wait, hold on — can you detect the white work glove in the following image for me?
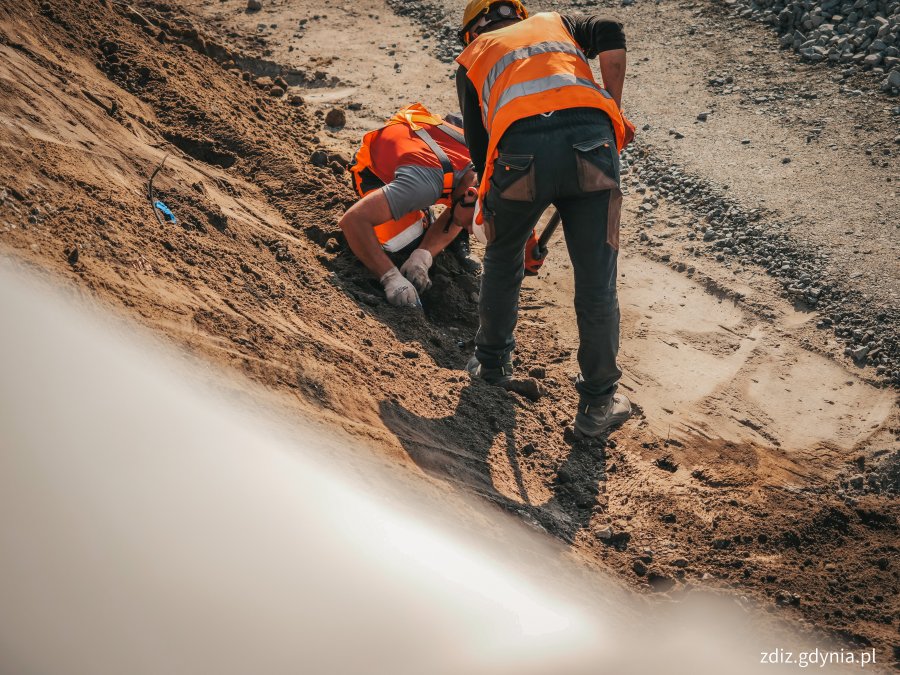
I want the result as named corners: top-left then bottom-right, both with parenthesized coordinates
top-left (380, 266), bottom-right (421, 308)
top-left (399, 248), bottom-right (433, 293)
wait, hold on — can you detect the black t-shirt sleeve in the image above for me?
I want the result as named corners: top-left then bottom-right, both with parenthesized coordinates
top-left (561, 14), bottom-right (626, 58)
top-left (456, 65), bottom-right (490, 179)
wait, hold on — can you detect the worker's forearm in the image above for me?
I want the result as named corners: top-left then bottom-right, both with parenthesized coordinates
top-left (598, 48), bottom-right (626, 108)
top-left (420, 208), bottom-right (462, 258)
top-left (339, 211), bottom-right (394, 279)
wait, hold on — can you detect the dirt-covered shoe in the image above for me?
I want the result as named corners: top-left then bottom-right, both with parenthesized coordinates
top-left (574, 394), bottom-right (632, 437)
top-left (448, 231), bottom-right (482, 275)
top-left (466, 354), bottom-right (512, 386)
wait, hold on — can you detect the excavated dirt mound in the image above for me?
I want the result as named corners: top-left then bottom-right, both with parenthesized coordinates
top-left (1, 0), bottom-right (898, 668)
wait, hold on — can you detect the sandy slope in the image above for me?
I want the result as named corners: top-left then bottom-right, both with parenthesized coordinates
top-left (0, 0), bottom-right (898, 666)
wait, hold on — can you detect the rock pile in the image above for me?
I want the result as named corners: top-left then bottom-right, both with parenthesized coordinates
top-left (729, 0), bottom-right (900, 93)
top-left (385, 0), bottom-right (461, 63)
top-left (622, 144), bottom-right (900, 387)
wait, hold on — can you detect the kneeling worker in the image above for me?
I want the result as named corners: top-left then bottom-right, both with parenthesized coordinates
top-left (341, 104), bottom-right (480, 308)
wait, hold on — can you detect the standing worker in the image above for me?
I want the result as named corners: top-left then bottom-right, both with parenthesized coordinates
top-left (341, 103), bottom-right (481, 308)
top-left (456, 1), bottom-right (636, 436)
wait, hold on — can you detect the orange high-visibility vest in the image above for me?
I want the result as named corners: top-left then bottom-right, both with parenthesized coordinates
top-left (349, 103), bottom-right (471, 252)
top-left (456, 12), bottom-right (627, 211)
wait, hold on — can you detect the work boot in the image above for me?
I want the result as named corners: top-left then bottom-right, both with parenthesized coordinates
top-left (448, 231), bottom-right (482, 274)
top-left (574, 394), bottom-right (632, 437)
top-left (466, 354), bottom-right (512, 386)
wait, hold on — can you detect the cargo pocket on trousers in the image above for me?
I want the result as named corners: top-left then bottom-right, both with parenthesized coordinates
top-left (573, 139), bottom-right (619, 193)
top-left (491, 153), bottom-right (536, 201)
top-left (574, 139), bottom-right (622, 250)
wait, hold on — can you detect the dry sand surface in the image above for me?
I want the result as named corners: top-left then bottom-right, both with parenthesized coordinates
top-left (0, 0), bottom-right (898, 668)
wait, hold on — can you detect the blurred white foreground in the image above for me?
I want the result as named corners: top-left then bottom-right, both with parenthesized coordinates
top-left (0, 258), bottom-right (849, 674)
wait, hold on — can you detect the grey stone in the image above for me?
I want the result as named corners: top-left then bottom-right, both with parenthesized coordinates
top-left (850, 345), bottom-right (870, 361)
top-left (864, 52), bottom-right (883, 66)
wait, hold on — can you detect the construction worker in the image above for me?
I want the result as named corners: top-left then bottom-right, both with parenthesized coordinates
top-left (456, 1), bottom-right (636, 436)
top-left (341, 104), bottom-right (481, 308)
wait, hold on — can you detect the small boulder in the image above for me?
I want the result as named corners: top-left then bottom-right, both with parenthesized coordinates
top-left (247, 0), bottom-right (262, 11)
top-left (884, 70), bottom-right (900, 89)
top-left (325, 107), bottom-right (346, 128)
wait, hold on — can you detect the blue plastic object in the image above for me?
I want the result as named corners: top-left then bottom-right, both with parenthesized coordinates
top-left (154, 200), bottom-right (177, 224)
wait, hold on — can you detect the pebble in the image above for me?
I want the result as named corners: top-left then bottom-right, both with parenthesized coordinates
top-left (327, 152), bottom-right (351, 167)
top-left (310, 150), bottom-right (328, 167)
top-left (247, 0), bottom-right (262, 11)
top-left (596, 526), bottom-right (614, 540)
top-left (697, 111), bottom-right (711, 121)
top-left (506, 377), bottom-right (545, 402)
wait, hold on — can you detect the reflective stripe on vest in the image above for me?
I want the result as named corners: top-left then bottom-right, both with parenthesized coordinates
top-left (413, 127), bottom-right (455, 197)
top-left (490, 74), bottom-right (610, 128)
top-left (480, 40), bottom-right (589, 125)
top-left (437, 123), bottom-right (466, 147)
top-left (377, 210), bottom-right (427, 253)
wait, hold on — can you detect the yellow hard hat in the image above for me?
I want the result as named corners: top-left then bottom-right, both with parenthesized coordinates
top-left (459, 0), bottom-right (528, 46)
